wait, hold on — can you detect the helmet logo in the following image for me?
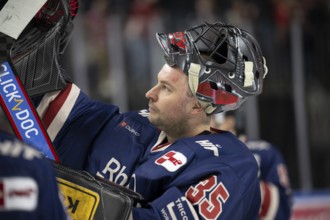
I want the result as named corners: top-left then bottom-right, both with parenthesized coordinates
top-left (169, 32), bottom-right (187, 53)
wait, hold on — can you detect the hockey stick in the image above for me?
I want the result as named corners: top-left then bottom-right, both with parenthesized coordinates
top-left (0, 59), bottom-right (60, 161)
top-left (0, 0), bottom-right (59, 161)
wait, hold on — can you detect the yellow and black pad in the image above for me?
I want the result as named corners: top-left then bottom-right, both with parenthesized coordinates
top-left (52, 161), bottom-right (143, 220)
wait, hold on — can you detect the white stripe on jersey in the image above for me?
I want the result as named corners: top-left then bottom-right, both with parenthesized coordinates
top-left (37, 84), bottom-right (80, 141)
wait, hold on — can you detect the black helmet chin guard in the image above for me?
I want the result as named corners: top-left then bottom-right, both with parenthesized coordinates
top-left (156, 21), bottom-right (268, 114)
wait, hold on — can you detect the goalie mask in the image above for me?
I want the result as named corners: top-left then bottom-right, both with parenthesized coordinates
top-left (156, 21), bottom-right (268, 114)
top-left (9, 0), bottom-right (79, 97)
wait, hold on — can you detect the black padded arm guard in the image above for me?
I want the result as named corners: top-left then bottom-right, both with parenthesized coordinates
top-left (53, 161), bottom-right (144, 220)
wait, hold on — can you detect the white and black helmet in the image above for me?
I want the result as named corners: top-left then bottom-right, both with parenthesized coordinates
top-left (156, 21), bottom-right (268, 114)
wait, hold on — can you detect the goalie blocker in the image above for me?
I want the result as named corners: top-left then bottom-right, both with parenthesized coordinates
top-left (53, 161), bottom-right (143, 220)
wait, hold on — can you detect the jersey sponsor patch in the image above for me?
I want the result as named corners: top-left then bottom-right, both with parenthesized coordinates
top-left (163, 196), bottom-right (199, 220)
top-left (155, 151), bottom-right (187, 172)
top-left (120, 121), bottom-right (140, 136)
top-left (57, 178), bottom-right (100, 220)
top-left (0, 177), bottom-right (38, 211)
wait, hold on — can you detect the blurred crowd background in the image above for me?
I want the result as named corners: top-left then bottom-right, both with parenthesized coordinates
top-left (1, 0), bottom-right (330, 193)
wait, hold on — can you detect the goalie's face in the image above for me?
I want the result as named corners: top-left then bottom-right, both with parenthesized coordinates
top-left (146, 65), bottom-right (196, 134)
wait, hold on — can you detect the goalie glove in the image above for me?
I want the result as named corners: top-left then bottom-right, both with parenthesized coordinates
top-left (8, 0), bottom-right (79, 97)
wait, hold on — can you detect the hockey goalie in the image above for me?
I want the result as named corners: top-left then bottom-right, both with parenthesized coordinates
top-left (1, 0), bottom-right (269, 219)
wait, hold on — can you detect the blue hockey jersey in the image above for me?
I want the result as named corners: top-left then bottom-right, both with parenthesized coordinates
top-left (0, 131), bottom-right (68, 220)
top-left (246, 140), bottom-right (292, 220)
top-left (37, 83), bottom-right (261, 219)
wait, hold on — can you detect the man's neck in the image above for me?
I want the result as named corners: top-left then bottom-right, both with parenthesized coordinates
top-left (166, 125), bottom-right (211, 143)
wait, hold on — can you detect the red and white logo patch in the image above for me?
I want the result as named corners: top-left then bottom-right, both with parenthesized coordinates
top-left (155, 151), bottom-right (187, 172)
top-left (0, 177), bottom-right (38, 211)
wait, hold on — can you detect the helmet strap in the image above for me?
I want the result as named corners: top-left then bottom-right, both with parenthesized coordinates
top-left (243, 61), bottom-right (254, 87)
top-left (188, 63), bottom-right (200, 95)
top-left (188, 63), bottom-right (216, 115)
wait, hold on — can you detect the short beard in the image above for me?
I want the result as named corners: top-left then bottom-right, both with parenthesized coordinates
top-left (149, 111), bottom-right (190, 138)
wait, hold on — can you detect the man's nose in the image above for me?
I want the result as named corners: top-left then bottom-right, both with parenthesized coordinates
top-left (146, 85), bottom-right (157, 101)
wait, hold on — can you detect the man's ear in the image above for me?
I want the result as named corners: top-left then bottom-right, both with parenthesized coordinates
top-left (191, 101), bottom-right (204, 113)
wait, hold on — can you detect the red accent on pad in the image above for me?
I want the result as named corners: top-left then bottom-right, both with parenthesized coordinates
top-left (69, 0), bottom-right (79, 18)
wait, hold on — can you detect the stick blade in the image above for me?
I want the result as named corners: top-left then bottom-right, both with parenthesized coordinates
top-left (0, 0), bottom-right (47, 39)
